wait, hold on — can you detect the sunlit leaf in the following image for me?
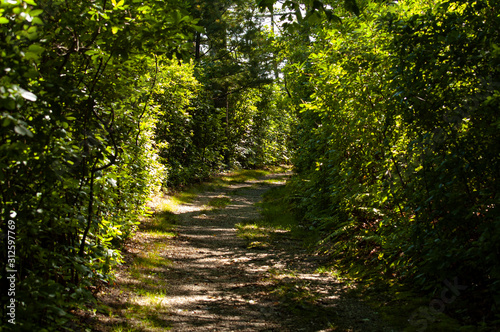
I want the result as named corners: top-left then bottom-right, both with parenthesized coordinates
top-left (19, 88), bottom-right (37, 101)
top-left (14, 124), bottom-right (34, 137)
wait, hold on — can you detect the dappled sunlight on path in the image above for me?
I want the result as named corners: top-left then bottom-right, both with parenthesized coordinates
top-left (91, 172), bottom-right (395, 332)
top-left (161, 176), bottom-right (287, 331)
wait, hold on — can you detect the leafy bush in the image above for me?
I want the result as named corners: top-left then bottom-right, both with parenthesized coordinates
top-left (0, 0), bottom-right (196, 328)
top-left (281, 0), bottom-right (500, 322)
top-left (0, 1), bottom-right (290, 328)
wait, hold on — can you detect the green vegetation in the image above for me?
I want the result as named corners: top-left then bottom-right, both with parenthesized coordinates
top-left (207, 196), bottom-right (232, 209)
top-left (253, 172), bottom-right (482, 331)
top-left (343, 282), bottom-right (468, 332)
top-left (137, 209), bottom-right (177, 240)
top-left (220, 169), bottom-right (272, 183)
top-left (1, 0), bottom-right (498, 329)
top-left (0, 0), bottom-right (290, 329)
top-left (236, 223), bottom-right (271, 249)
top-left (266, 269), bottom-right (320, 312)
top-left (237, 184), bottom-right (317, 249)
top-left (92, 198), bottom-right (179, 332)
top-left (273, 0), bottom-right (500, 328)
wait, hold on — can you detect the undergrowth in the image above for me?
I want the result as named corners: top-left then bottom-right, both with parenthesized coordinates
top-left (87, 196), bottom-right (180, 331)
top-left (239, 178), bottom-right (482, 331)
top-left (236, 184), bottom-right (315, 249)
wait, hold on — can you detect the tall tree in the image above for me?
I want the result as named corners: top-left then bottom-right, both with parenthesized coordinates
top-left (181, 0), bottom-right (278, 167)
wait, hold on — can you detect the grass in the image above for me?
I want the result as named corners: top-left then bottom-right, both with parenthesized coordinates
top-left (164, 188), bottom-right (199, 206)
top-left (90, 192), bottom-right (181, 331)
top-left (270, 276), bottom-right (319, 310)
top-left (235, 223), bottom-right (271, 249)
top-left (106, 297), bottom-right (171, 332)
top-left (219, 165), bottom-right (289, 184)
top-left (235, 184), bottom-right (320, 251)
top-left (207, 196), bottom-right (232, 209)
top-left (220, 169), bottom-right (271, 183)
top-left (139, 209), bottom-right (177, 234)
top-left (264, 268), bottom-right (321, 314)
top-left (262, 177), bottom-right (288, 184)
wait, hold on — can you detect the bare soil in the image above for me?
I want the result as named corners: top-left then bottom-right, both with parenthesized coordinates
top-left (89, 173), bottom-right (396, 331)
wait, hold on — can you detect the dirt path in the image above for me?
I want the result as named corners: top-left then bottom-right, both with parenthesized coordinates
top-left (90, 173), bottom-right (395, 331)
top-left (157, 175), bottom-right (287, 331)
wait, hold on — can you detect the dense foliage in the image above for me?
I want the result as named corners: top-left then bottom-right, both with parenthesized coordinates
top-left (156, 0), bottom-right (293, 186)
top-left (279, 0), bottom-right (500, 323)
top-left (2, 0), bottom-right (499, 329)
top-left (0, 0), bottom-right (290, 329)
top-left (0, 0), bottom-right (197, 328)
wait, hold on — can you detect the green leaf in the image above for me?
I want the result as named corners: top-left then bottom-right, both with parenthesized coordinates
top-left (28, 43), bottom-right (44, 53)
top-left (2, 116), bottom-right (12, 127)
top-left (30, 9), bottom-right (43, 16)
top-left (32, 17), bottom-right (43, 25)
top-left (25, 51), bottom-right (39, 61)
top-left (324, 10), bottom-right (342, 24)
top-left (19, 88), bottom-right (37, 101)
top-left (0, 17), bottom-right (9, 24)
top-left (344, 0), bottom-right (360, 16)
top-left (306, 11), bottom-right (322, 24)
top-left (193, 25), bottom-right (205, 33)
top-left (257, 0), bottom-right (274, 13)
top-left (14, 125), bottom-right (34, 137)
top-left (174, 10), bottom-right (181, 24)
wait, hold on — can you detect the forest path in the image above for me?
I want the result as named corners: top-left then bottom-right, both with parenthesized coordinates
top-left (91, 172), bottom-right (394, 332)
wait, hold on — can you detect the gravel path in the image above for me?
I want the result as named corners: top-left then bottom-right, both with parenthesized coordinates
top-left (90, 173), bottom-right (395, 331)
top-left (161, 177), bottom-right (286, 331)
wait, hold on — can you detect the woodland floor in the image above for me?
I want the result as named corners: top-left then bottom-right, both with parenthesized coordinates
top-left (85, 171), bottom-right (402, 331)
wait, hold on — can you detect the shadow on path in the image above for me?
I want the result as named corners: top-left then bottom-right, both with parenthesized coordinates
top-left (91, 173), bottom-right (396, 332)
